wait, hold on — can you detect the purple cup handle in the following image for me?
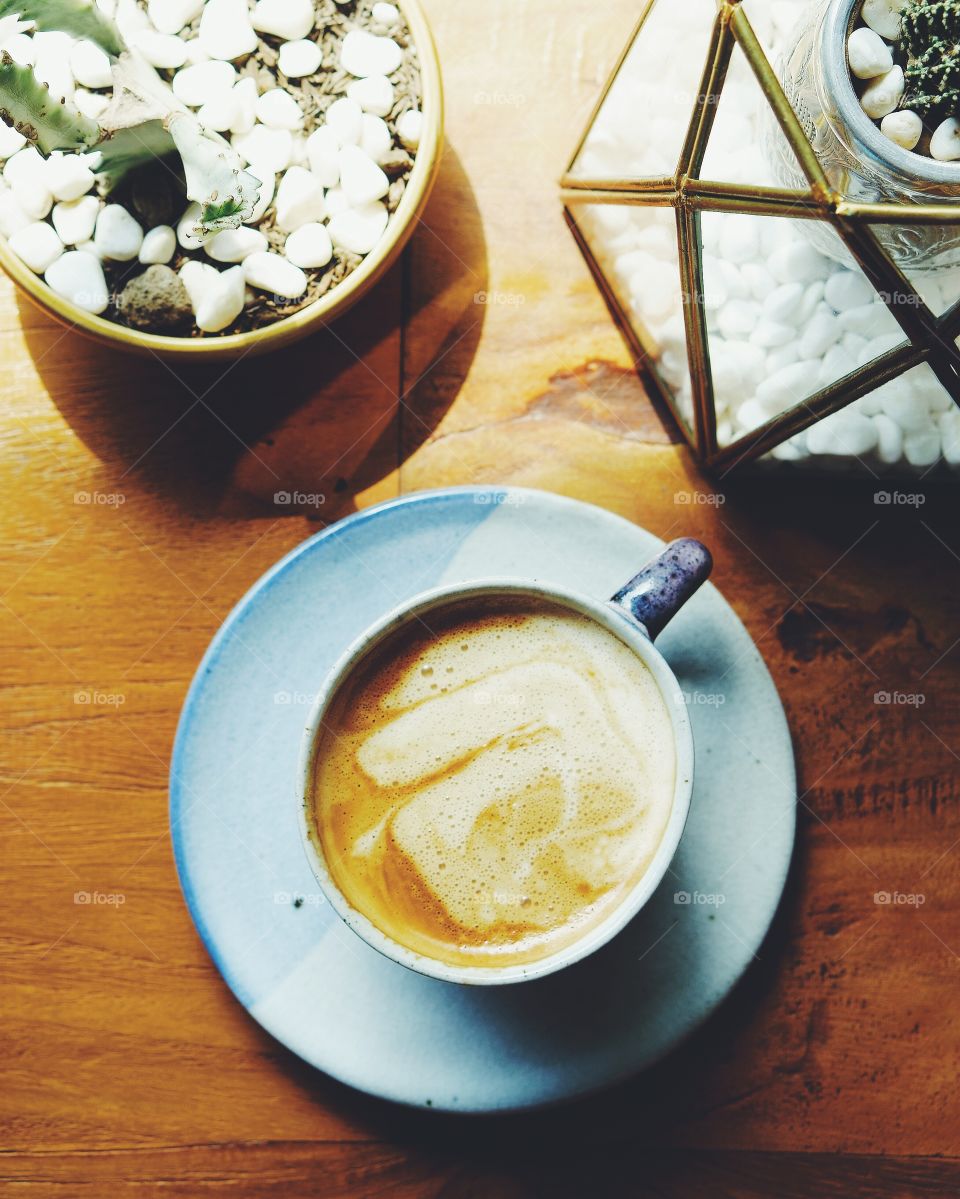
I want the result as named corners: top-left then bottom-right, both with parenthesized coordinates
top-left (610, 538), bottom-right (713, 641)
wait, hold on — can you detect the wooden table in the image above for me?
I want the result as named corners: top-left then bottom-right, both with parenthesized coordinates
top-left (3, 2), bottom-right (959, 1195)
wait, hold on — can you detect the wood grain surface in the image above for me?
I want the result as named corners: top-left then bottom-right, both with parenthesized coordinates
top-left (2, 1), bottom-right (960, 1195)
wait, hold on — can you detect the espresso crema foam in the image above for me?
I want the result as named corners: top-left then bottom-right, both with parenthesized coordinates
top-left (310, 600), bottom-right (677, 968)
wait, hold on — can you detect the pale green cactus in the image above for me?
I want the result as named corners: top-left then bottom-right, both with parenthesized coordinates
top-left (0, 4), bottom-right (261, 236)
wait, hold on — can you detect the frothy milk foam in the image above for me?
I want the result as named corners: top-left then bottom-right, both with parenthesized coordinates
top-left (309, 599), bottom-right (677, 968)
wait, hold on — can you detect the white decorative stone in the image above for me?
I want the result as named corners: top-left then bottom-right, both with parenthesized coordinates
top-left (205, 225), bottom-right (268, 262)
top-left (372, 3), bottom-right (401, 28)
top-left (940, 409), bottom-right (960, 464)
top-left (0, 187), bottom-right (30, 237)
top-left (879, 380), bottom-right (931, 431)
top-left (717, 298), bottom-right (760, 339)
top-left (128, 29), bottom-right (188, 69)
top-left (199, 0), bottom-right (258, 61)
top-left (751, 319), bottom-right (795, 348)
top-left (243, 251), bottom-right (308, 297)
top-left (860, 66), bottom-right (904, 120)
top-left (115, 0), bottom-right (149, 39)
top-left (903, 428), bottom-right (940, 466)
top-left (837, 302), bottom-right (886, 336)
top-left (74, 89), bottom-right (110, 120)
top-left (233, 125), bottom-right (293, 175)
top-left (2, 33), bottom-right (34, 67)
top-left (880, 108), bottom-right (922, 151)
top-left (9, 221), bottom-right (64, 273)
top-left (139, 224), bottom-right (177, 264)
top-left (824, 270), bottom-right (874, 311)
top-left (338, 145), bottom-right (389, 204)
top-left (52, 195), bottom-right (100, 245)
top-left (324, 185), bottom-right (349, 216)
top-left (769, 241), bottom-right (830, 286)
top-left (347, 74), bottom-right (395, 117)
top-left (275, 166), bottom-right (326, 231)
top-left (765, 281), bottom-right (803, 322)
top-left (862, 0), bottom-right (904, 41)
top-left (46, 153), bottom-right (95, 202)
top-left (328, 200), bottom-right (389, 254)
top-left (177, 201), bottom-right (212, 249)
top-left (930, 117), bottom-right (960, 162)
top-left (873, 412), bottom-right (903, 463)
top-left (340, 29), bottom-right (403, 77)
top-left (197, 89), bottom-right (239, 133)
top-left (94, 204), bottom-right (143, 261)
top-left (847, 27), bottom-right (893, 79)
top-left (45, 250), bottom-right (108, 314)
top-left (757, 361), bottom-right (817, 408)
top-left (396, 108), bottom-right (422, 151)
top-left (256, 88), bottom-right (305, 130)
top-left (0, 121), bottom-right (25, 160)
top-left (719, 218), bottom-right (759, 265)
top-left (278, 39), bottom-right (322, 78)
top-left (285, 222), bottom-right (333, 268)
top-left (807, 411), bottom-right (878, 456)
top-left (70, 39), bottom-right (113, 88)
top-left (5, 147), bottom-right (52, 220)
top-left (325, 97), bottom-right (363, 146)
top-left (796, 281), bottom-right (826, 323)
top-left (360, 113), bottom-right (392, 164)
top-left (741, 262), bottom-right (775, 302)
top-left (180, 259), bottom-right (220, 313)
top-left (148, 0), bottom-right (204, 36)
top-left (172, 60), bottom-right (237, 108)
top-left (230, 77), bottom-right (260, 134)
top-left (33, 31), bottom-right (75, 102)
top-left (252, 0), bottom-right (315, 41)
top-left (248, 172), bottom-right (275, 223)
top-left (195, 264), bottom-right (245, 332)
top-left (799, 310), bottom-right (841, 358)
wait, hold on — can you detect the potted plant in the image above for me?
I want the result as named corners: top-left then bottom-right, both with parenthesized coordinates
top-left (0, 0), bottom-right (442, 359)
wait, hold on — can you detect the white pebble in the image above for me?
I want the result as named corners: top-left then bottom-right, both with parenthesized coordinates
top-left (862, 0), bottom-right (904, 40)
top-left (34, 32), bottom-right (75, 103)
top-left (860, 66), bottom-right (904, 120)
top-left (128, 29), bottom-right (188, 69)
top-left (328, 200), bottom-right (388, 254)
top-left (148, 0), bottom-right (204, 36)
top-left (180, 259), bottom-right (220, 312)
top-left (278, 39), bottom-right (322, 78)
top-left (233, 125), bottom-right (293, 175)
top-left (115, 0), bottom-right (149, 37)
top-left (70, 39), bottom-right (113, 88)
top-left (306, 126), bottom-right (340, 186)
top-left (717, 298), bottom-right (760, 339)
top-left (139, 224), bottom-right (176, 264)
top-left (256, 88), bottom-right (304, 130)
top-left (199, 0), bottom-right (258, 60)
top-left (347, 74), bottom-right (395, 117)
top-left (46, 153), bottom-right (95, 202)
top-left (172, 60), bottom-right (237, 107)
top-left (757, 361), bottom-right (817, 408)
top-left (766, 343), bottom-right (799, 372)
top-left (44, 250), bottom-right (108, 314)
top-left (94, 204), bottom-right (143, 261)
top-left (195, 264), bottom-right (245, 332)
top-left (9, 221), bottom-right (64, 273)
top-left (324, 185), bottom-right (349, 216)
top-left (799, 309), bottom-right (841, 358)
top-left (930, 116), bottom-right (960, 162)
top-left (873, 412), bottom-right (903, 463)
top-left (230, 77), bottom-right (259, 134)
top-left (2, 33), bottom-right (34, 67)
top-left (243, 251), bottom-right (307, 298)
top-left (796, 281), bottom-right (826, 323)
top-left (275, 165), bottom-right (326, 232)
top-left (847, 27), bottom-right (893, 79)
top-left (372, 2), bottom-right (400, 27)
top-left (940, 409), bottom-right (960, 464)
top-left (198, 89), bottom-right (239, 133)
top-left (0, 188), bottom-right (30, 237)
top-left (719, 219), bottom-right (759, 265)
top-left (248, 172), bottom-right (275, 223)
top-left (808, 411), bottom-right (878, 456)
top-left (360, 113), bottom-right (392, 164)
top-left (205, 225), bottom-right (267, 262)
top-left (396, 108), bottom-right (422, 151)
top-left (765, 281), bottom-right (804, 321)
top-left (74, 89), bottom-right (110, 120)
top-left (736, 398), bottom-right (770, 432)
top-left (252, 0), bottom-right (315, 41)
top-left (752, 319), bottom-right (795, 348)
top-left (177, 201), bottom-right (212, 250)
top-left (903, 429), bottom-right (940, 466)
top-left (741, 263), bottom-right (775, 302)
top-left (769, 241), bottom-right (830, 285)
top-left (326, 97), bottom-right (363, 146)
top-left (338, 145), bottom-right (389, 204)
top-left (838, 302), bottom-right (887, 335)
top-left (4, 148), bottom-right (52, 219)
top-left (285, 222), bottom-right (333, 268)
top-left (52, 195), bottom-right (100, 245)
top-left (0, 121), bottom-right (25, 160)
top-left (881, 109), bottom-right (922, 151)
top-left (341, 29), bottom-right (403, 77)
top-left (824, 269), bottom-right (873, 311)
top-left (879, 380), bottom-right (931, 431)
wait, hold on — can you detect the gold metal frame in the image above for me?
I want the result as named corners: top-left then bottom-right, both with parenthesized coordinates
top-left (560, 0), bottom-right (960, 472)
top-left (0, 0), bottom-right (443, 362)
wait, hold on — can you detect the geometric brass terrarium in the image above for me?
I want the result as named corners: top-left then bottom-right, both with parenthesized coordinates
top-left (561, 0), bottom-right (960, 475)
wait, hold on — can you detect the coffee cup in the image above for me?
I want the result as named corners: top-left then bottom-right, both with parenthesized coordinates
top-left (298, 538), bottom-right (711, 985)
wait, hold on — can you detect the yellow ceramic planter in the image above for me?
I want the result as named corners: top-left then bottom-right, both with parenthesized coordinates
top-left (0, 0), bottom-right (443, 361)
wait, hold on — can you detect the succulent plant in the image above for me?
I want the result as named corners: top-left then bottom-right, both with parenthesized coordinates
top-left (0, 2), bottom-right (261, 237)
top-left (902, 0), bottom-right (960, 122)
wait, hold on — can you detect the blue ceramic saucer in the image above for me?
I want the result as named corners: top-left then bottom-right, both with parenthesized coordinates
top-left (170, 486), bottom-right (795, 1112)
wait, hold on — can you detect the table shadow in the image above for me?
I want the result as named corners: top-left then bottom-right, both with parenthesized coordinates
top-left (23, 142), bottom-right (486, 522)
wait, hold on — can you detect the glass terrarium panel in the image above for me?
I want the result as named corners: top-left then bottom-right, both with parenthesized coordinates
top-left (740, 0), bottom-right (810, 65)
top-left (570, 0), bottom-right (716, 182)
top-left (699, 210), bottom-right (906, 450)
top-left (870, 230), bottom-right (960, 317)
top-left (571, 203), bottom-right (694, 435)
top-left (699, 40), bottom-right (807, 189)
